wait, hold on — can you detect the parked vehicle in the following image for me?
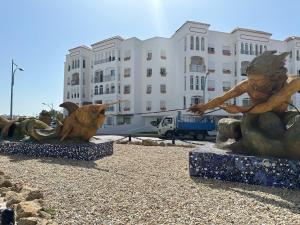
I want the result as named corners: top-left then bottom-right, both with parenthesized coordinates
top-left (157, 112), bottom-right (216, 140)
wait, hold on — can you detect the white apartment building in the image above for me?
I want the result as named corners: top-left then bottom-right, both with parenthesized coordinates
top-left (63, 21), bottom-right (300, 134)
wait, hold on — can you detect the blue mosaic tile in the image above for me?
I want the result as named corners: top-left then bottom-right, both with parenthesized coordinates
top-left (189, 147), bottom-right (300, 189)
top-left (0, 141), bottom-right (113, 161)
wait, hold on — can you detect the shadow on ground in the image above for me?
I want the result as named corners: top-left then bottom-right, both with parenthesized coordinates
top-left (191, 176), bottom-right (300, 215)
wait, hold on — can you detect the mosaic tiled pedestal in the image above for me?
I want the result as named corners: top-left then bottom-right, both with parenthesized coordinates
top-left (189, 146), bottom-right (300, 189)
top-left (0, 141), bottom-right (113, 161)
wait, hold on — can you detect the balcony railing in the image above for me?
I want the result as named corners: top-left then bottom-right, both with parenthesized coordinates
top-left (208, 69), bottom-right (215, 73)
top-left (146, 107), bottom-right (151, 111)
top-left (124, 56), bottom-right (131, 61)
top-left (71, 80), bottom-right (79, 85)
top-left (161, 56), bottom-right (167, 60)
top-left (190, 64), bottom-right (206, 73)
top-left (208, 87), bottom-right (215, 91)
top-left (123, 107), bottom-right (130, 111)
top-left (160, 107), bottom-right (166, 111)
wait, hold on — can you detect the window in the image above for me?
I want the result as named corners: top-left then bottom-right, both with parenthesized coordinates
top-left (255, 44), bottom-right (258, 55)
top-left (201, 76), bottom-right (205, 90)
top-left (146, 101), bottom-right (152, 111)
top-left (208, 61), bottom-right (215, 73)
top-left (297, 50), bottom-right (300, 61)
top-left (160, 101), bottom-right (166, 111)
top-left (117, 115), bottom-right (131, 124)
top-left (222, 46), bottom-right (231, 56)
top-left (201, 37), bottom-right (205, 51)
top-left (241, 61), bottom-right (250, 76)
top-left (94, 86), bottom-right (99, 95)
top-left (99, 85), bottom-right (103, 95)
top-left (68, 65), bottom-right (70, 71)
top-left (123, 101), bottom-right (130, 111)
top-left (190, 36), bottom-right (194, 50)
top-left (190, 76), bottom-right (194, 90)
top-left (245, 43), bottom-right (249, 54)
top-left (147, 51), bottom-right (152, 60)
top-left (241, 42), bottom-right (244, 54)
top-left (250, 44), bottom-right (253, 55)
top-left (71, 73), bottom-right (79, 85)
top-left (160, 67), bottom-right (167, 77)
top-left (147, 68), bottom-right (152, 77)
top-left (83, 59), bottom-right (86, 68)
top-left (223, 63), bottom-right (232, 74)
top-left (67, 77), bottom-right (70, 85)
top-left (124, 85), bottom-right (130, 94)
top-left (184, 76), bottom-right (186, 91)
top-left (242, 98), bottom-right (252, 107)
top-left (161, 50), bottom-right (167, 59)
top-left (160, 84), bottom-right (166, 94)
top-left (184, 36), bottom-right (187, 51)
top-left (195, 76), bottom-right (199, 90)
top-left (196, 37), bottom-right (200, 50)
top-left (184, 57), bottom-right (186, 73)
top-left (67, 92), bottom-right (70, 99)
top-left (111, 83), bottom-right (115, 94)
top-left (290, 51), bottom-right (293, 59)
top-left (124, 68), bottom-right (131, 78)
top-left (191, 96), bottom-right (204, 105)
top-left (259, 45), bottom-right (263, 54)
top-left (190, 56), bottom-right (205, 72)
top-left (105, 84), bottom-right (109, 94)
top-left (183, 96), bottom-right (186, 109)
top-left (124, 50), bottom-right (131, 61)
top-left (146, 85), bottom-right (152, 94)
top-left (264, 45), bottom-right (267, 51)
top-left (207, 80), bottom-right (215, 91)
top-left (223, 81), bottom-right (231, 92)
top-left (298, 69), bottom-right (300, 75)
top-left (208, 43), bottom-right (215, 54)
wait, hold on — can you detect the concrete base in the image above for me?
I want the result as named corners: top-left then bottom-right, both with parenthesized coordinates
top-left (189, 145), bottom-right (300, 189)
top-left (0, 140), bottom-right (113, 161)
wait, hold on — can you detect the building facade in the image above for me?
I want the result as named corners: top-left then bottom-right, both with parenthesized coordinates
top-left (63, 21), bottom-right (300, 133)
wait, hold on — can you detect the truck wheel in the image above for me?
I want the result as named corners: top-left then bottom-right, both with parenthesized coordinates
top-left (165, 131), bottom-right (174, 139)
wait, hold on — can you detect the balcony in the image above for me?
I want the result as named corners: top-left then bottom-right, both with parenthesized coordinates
top-left (146, 107), bottom-right (151, 111)
top-left (123, 107), bottom-right (130, 111)
top-left (190, 64), bottom-right (206, 73)
top-left (161, 56), bottom-right (167, 60)
top-left (160, 107), bottom-right (166, 111)
top-left (71, 80), bottom-right (79, 85)
top-left (208, 69), bottom-right (215, 73)
top-left (222, 50), bottom-right (231, 56)
top-left (297, 57), bottom-right (300, 61)
top-left (124, 56), bottom-right (131, 61)
top-left (208, 87), bottom-right (215, 91)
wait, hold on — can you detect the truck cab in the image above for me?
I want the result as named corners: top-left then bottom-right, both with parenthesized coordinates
top-left (157, 116), bottom-right (176, 138)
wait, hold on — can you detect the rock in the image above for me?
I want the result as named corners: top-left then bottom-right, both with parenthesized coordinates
top-left (5, 191), bottom-right (23, 207)
top-left (0, 170), bottom-right (4, 175)
top-left (39, 211), bottom-right (52, 219)
top-left (216, 118), bottom-right (241, 142)
top-left (0, 178), bottom-right (12, 188)
top-left (11, 182), bottom-right (24, 192)
top-left (16, 200), bottom-right (42, 219)
top-left (26, 190), bottom-right (43, 201)
top-left (0, 187), bottom-right (11, 195)
top-left (18, 217), bottom-right (38, 225)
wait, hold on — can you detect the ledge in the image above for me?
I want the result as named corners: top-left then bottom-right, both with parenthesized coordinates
top-left (0, 141), bottom-right (113, 161)
top-left (189, 145), bottom-right (300, 189)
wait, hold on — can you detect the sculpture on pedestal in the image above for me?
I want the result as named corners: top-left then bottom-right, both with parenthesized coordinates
top-left (188, 51), bottom-right (300, 159)
top-left (0, 101), bottom-right (117, 143)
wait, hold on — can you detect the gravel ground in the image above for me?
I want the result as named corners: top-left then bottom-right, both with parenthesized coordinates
top-left (0, 143), bottom-right (300, 224)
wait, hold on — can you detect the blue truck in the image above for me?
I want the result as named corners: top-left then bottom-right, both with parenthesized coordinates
top-left (157, 112), bottom-right (216, 139)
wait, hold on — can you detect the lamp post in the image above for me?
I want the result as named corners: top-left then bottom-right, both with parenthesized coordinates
top-left (203, 71), bottom-right (210, 104)
top-left (10, 60), bottom-right (24, 119)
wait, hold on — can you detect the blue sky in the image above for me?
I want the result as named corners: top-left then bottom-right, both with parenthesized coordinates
top-left (0, 0), bottom-right (299, 116)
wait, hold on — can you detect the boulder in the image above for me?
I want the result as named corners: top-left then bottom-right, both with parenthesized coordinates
top-left (26, 190), bottom-right (43, 201)
top-left (5, 191), bottom-right (23, 207)
top-left (18, 217), bottom-right (38, 225)
top-left (216, 118), bottom-right (241, 143)
top-left (16, 200), bottom-right (42, 219)
top-left (0, 178), bottom-right (12, 188)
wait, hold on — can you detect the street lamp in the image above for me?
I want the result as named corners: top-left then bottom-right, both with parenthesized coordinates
top-left (10, 60), bottom-right (24, 119)
top-left (203, 71), bottom-right (210, 104)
